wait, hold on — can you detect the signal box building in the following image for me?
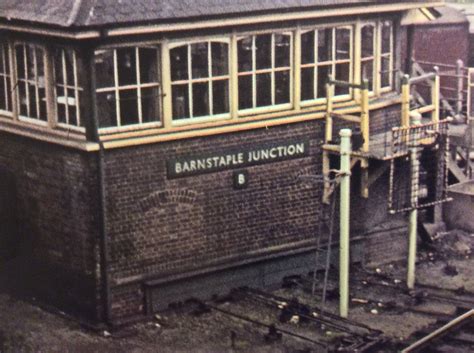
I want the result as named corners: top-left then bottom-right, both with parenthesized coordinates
top-left (0, 0), bottom-right (444, 324)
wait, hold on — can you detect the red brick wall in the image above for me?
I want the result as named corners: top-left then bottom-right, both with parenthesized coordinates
top-left (0, 132), bottom-right (102, 321)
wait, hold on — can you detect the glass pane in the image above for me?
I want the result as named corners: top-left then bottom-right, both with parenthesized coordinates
top-left (191, 42), bottom-right (209, 79)
top-left (192, 82), bottom-right (209, 117)
top-left (301, 67), bottom-right (314, 101)
top-left (301, 31), bottom-right (315, 65)
top-left (336, 28), bottom-right (351, 60)
top-left (256, 73), bottom-right (271, 107)
top-left (38, 87), bottom-right (47, 121)
top-left (238, 37), bottom-right (253, 72)
top-left (318, 28), bottom-right (333, 62)
top-left (275, 34), bottom-right (290, 68)
top-left (57, 103), bottom-right (66, 124)
top-left (172, 84), bottom-right (189, 119)
top-left (381, 56), bottom-right (391, 88)
top-left (68, 104), bottom-right (78, 126)
top-left (211, 42), bottom-right (228, 76)
top-left (141, 87), bottom-right (160, 123)
top-left (238, 75), bottom-right (252, 109)
top-left (96, 92), bottom-right (116, 127)
top-left (54, 50), bottom-right (64, 85)
top-left (361, 25), bottom-right (375, 59)
top-left (0, 79), bottom-right (7, 111)
top-left (0, 45), bottom-right (5, 74)
top-left (212, 80), bottom-right (229, 115)
top-left (28, 85), bottom-right (37, 118)
top-left (94, 50), bottom-right (115, 88)
top-left (139, 48), bottom-right (159, 84)
top-left (382, 21), bottom-right (392, 54)
top-left (56, 86), bottom-right (66, 123)
top-left (256, 34), bottom-right (271, 70)
top-left (317, 65), bottom-right (332, 98)
top-left (361, 59), bottom-right (374, 91)
top-left (19, 83), bottom-right (27, 116)
top-left (64, 50), bottom-right (75, 85)
top-left (117, 48), bottom-right (137, 86)
top-left (35, 47), bottom-right (45, 81)
top-left (15, 45), bottom-right (26, 79)
top-left (170, 46), bottom-right (188, 81)
top-left (335, 62), bottom-right (350, 95)
top-left (275, 70), bottom-right (290, 104)
top-left (119, 89), bottom-right (139, 125)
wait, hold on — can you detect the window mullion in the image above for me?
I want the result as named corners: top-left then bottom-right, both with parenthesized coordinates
top-left (208, 41), bottom-right (213, 116)
top-left (136, 47), bottom-right (143, 124)
top-left (73, 50), bottom-right (80, 126)
top-left (187, 45), bottom-right (193, 118)
top-left (62, 50), bottom-right (69, 125)
top-left (113, 49), bottom-right (121, 127)
top-left (33, 48), bottom-right (41, 120)
top-left (252, 36), bottom-right (256, 108)
top-left (9, 42), bottom-right (18, 120)
top-left (314, 30), bottom-right (318, 100)
top-left (1, 48), bottom-right (8, 110)
top-left (271, 34), bottom-right (275, 106)
top-left (23, 46), bottom-right (31, 118)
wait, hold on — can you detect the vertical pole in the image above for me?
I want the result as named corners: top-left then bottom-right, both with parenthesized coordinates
top-left (407, 113), bottom-right (420, 290)
top-left (456, 59), bottom-right (464, 118)
top-left (432, 66), bottom-right (440, 125)
top-left (325, 78), bottom-right (334, 143)
top-left (401, 75), bottom-right (410, 128)
top-left (360, 80), bottom-right (370, 198)
top-left (339, 129), bottom-right (352, 318)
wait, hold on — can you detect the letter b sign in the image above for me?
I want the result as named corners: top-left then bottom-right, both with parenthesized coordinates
top-left (233, 170), bottom-right (249, 189)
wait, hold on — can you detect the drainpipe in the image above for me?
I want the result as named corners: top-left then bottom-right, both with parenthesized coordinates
top-left (339, 129), bottom-right (352, 318)
top-left (83, 46), bottom-right (111, 324)
top-left (407, 112), bottom-right (421, 290)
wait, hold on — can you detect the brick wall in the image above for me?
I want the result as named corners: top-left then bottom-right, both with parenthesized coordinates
top-left (0, 132), bottom-right (101, 321)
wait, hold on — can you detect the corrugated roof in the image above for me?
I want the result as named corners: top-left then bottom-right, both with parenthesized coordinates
top-left (0, 0), bottom-right (443, 29)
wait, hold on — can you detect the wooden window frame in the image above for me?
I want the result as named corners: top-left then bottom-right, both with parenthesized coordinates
top-left (53, 48), bottom-right (85, 132)
top-left (169, 39), bottom-right (231, 126)
top-left (379, 20), bottom-right (394, 93)
top-left (13, 42), bottom-right (49, 126)
top-left (300, 25), bottom-right (353, 107)
top-left (0, 42), bottom-right (13, 116)
top-left (95, 46), bottom-right (162, 133)
top-left (360, 23), bottom-right (377, 95)
top-left (237, 32), bottom-right (293, 116)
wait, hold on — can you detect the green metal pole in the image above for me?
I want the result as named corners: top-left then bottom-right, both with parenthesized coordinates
top-left (339, 129), bottom-right (352, 318)
top-left (407, 112), bottom-right (421, 290)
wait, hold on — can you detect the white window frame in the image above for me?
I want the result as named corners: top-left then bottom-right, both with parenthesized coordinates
top-left (169, 39), bottom-right (231, 126)
top-left (360, 23), bottom-right (377, 95)
top-left (54, 48), bottom-right (85, 132)
top-left (14, 43), bottom-right (48, 126)
top-left (0, 42), bottom-right (12, 117)
top-left (237, 32), bottom-right (293, 116)
top-left (95, 46), bottom-right (162, 133)
top-left (379, 20), bottom-right (394, 93)
top-left (300, 25), bottom-right (353, 107)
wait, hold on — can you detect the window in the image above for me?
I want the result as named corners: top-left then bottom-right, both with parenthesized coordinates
top-left (0, 43), bottom-right (12, 114)
top-left (380, 21), bottom-right (393, 90)
top-left (170, 41), bottom-right (230, 121)
top-left (15, 44), bottom-right (47, 122)
top-left (95, 46), bottom-right (161, 129)
top-left (300, 27), bottom-right (352, 102)
top-left (237, 33), bottom-right (292, 111)
top-left (53, 48), bottom-right (84, 128)
top-left (361, 24), bottom-right (376, 92)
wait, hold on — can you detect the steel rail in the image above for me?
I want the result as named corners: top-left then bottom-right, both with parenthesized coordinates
top-left (401, 309), bottom-right (474, 353)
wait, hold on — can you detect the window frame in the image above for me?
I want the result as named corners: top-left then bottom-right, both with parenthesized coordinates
top-left (13, 42), bottom-right (49, 126)
top-left (360, 22), bottom-right (377, 95)
top-left (379, 20), bottom-right (394, 93)
top-left (299, 24), bottom-right (354, 107)
top-left (169, 38), bottom-right (232, 126)
top-left (94, 45), bottom-right (163, 133)
top-left (53, 47), bottom-right (85, 132)
top-left (0, 41), bottom-right (13, 117)
top-left (236, 31), bottom-right (294, 116)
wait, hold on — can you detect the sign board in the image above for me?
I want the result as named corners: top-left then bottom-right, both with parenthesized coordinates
top-left (167, 139), bottom-right (309, 178)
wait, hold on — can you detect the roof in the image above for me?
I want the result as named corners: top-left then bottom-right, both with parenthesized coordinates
top-left (426, 5), bottom-right (468, 25)
top-left (448, 3), bottom-right (474, 32)
top-left (0, 0), bottom-right (444, 29)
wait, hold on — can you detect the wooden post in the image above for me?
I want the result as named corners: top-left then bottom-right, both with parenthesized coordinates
top-left (322, 150), bottom-right (331, 204)
top-left (161, 40), bottom-right (173, 128)
top-left (44, 45), bottom-right (57, 128)
top-left (432, 66), bottom-right (440, 125)
top-left (230, 33), bottom-right (239, 121)
top-left (456, 59), bottom-right (464, 118)
top-left (401, 74), bottom-right (410, 127)
top-left (325, 78), bottom-right (334, 143)
top-left (294, 27), bottom-right (302, 111)
top-left (360, 79), bottom-right (369, 198)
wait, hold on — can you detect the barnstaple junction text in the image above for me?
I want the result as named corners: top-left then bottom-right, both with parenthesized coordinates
top-left (168, 140), bottom-right (309, 177)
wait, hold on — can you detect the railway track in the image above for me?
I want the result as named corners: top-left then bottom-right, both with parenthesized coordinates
top-left (401, 309), bottom-right (474, 353)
